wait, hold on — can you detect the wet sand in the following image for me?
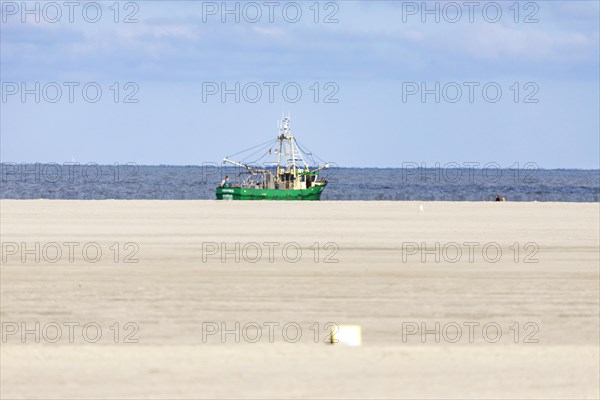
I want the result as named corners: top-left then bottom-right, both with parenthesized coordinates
top-left (1, 200), bottom-right (599, 399)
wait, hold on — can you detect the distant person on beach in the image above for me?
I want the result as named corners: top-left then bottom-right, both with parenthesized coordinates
top-left (495, 195), bottom-right (500, 201)
top-left (221, 176), bottom-right (231, 188)
top-left (502, 197), bottom-right (507, 201)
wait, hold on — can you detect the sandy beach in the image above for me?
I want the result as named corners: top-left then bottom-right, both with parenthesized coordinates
top-left (1, 200), bottom-right (599, 399)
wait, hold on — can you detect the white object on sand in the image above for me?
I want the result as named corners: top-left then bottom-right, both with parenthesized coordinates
top-left (330, 325), bottom-right (362, 346)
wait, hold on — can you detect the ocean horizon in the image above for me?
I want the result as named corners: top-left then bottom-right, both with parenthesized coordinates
top-left (1, 164), bottom-right (598, 202)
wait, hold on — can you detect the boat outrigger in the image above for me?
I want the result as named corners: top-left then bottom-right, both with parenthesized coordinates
top-left (216, 116), bottom-right (329, 200)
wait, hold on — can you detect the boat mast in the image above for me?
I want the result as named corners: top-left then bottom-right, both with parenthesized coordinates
top-left (274, 115), bottom-right (313, 185)
top-left (284, 116), bottom-right (297, 177)
top-left (276, 119), bottom-right (283, 180)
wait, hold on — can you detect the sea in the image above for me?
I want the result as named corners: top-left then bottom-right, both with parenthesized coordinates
top-left (1, 163), bottom-right (598, 202)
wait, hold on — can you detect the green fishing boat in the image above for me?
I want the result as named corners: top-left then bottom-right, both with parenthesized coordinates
top-left (216, 115), bottom-right (329, 200)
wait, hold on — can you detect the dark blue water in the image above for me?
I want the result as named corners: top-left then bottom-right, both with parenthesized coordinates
top-left (0, 163), bottom-right (598, 202)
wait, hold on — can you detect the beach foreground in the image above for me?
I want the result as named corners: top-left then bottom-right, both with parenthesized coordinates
top-left (1, 200), bottom-right (599, 399)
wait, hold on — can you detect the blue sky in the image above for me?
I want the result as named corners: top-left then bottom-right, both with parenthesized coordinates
top-left (1, 1), bottom-right (599, 168)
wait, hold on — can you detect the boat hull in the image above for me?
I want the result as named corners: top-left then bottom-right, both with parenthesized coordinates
top-left (216, 185), bottom-right (325, 200)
